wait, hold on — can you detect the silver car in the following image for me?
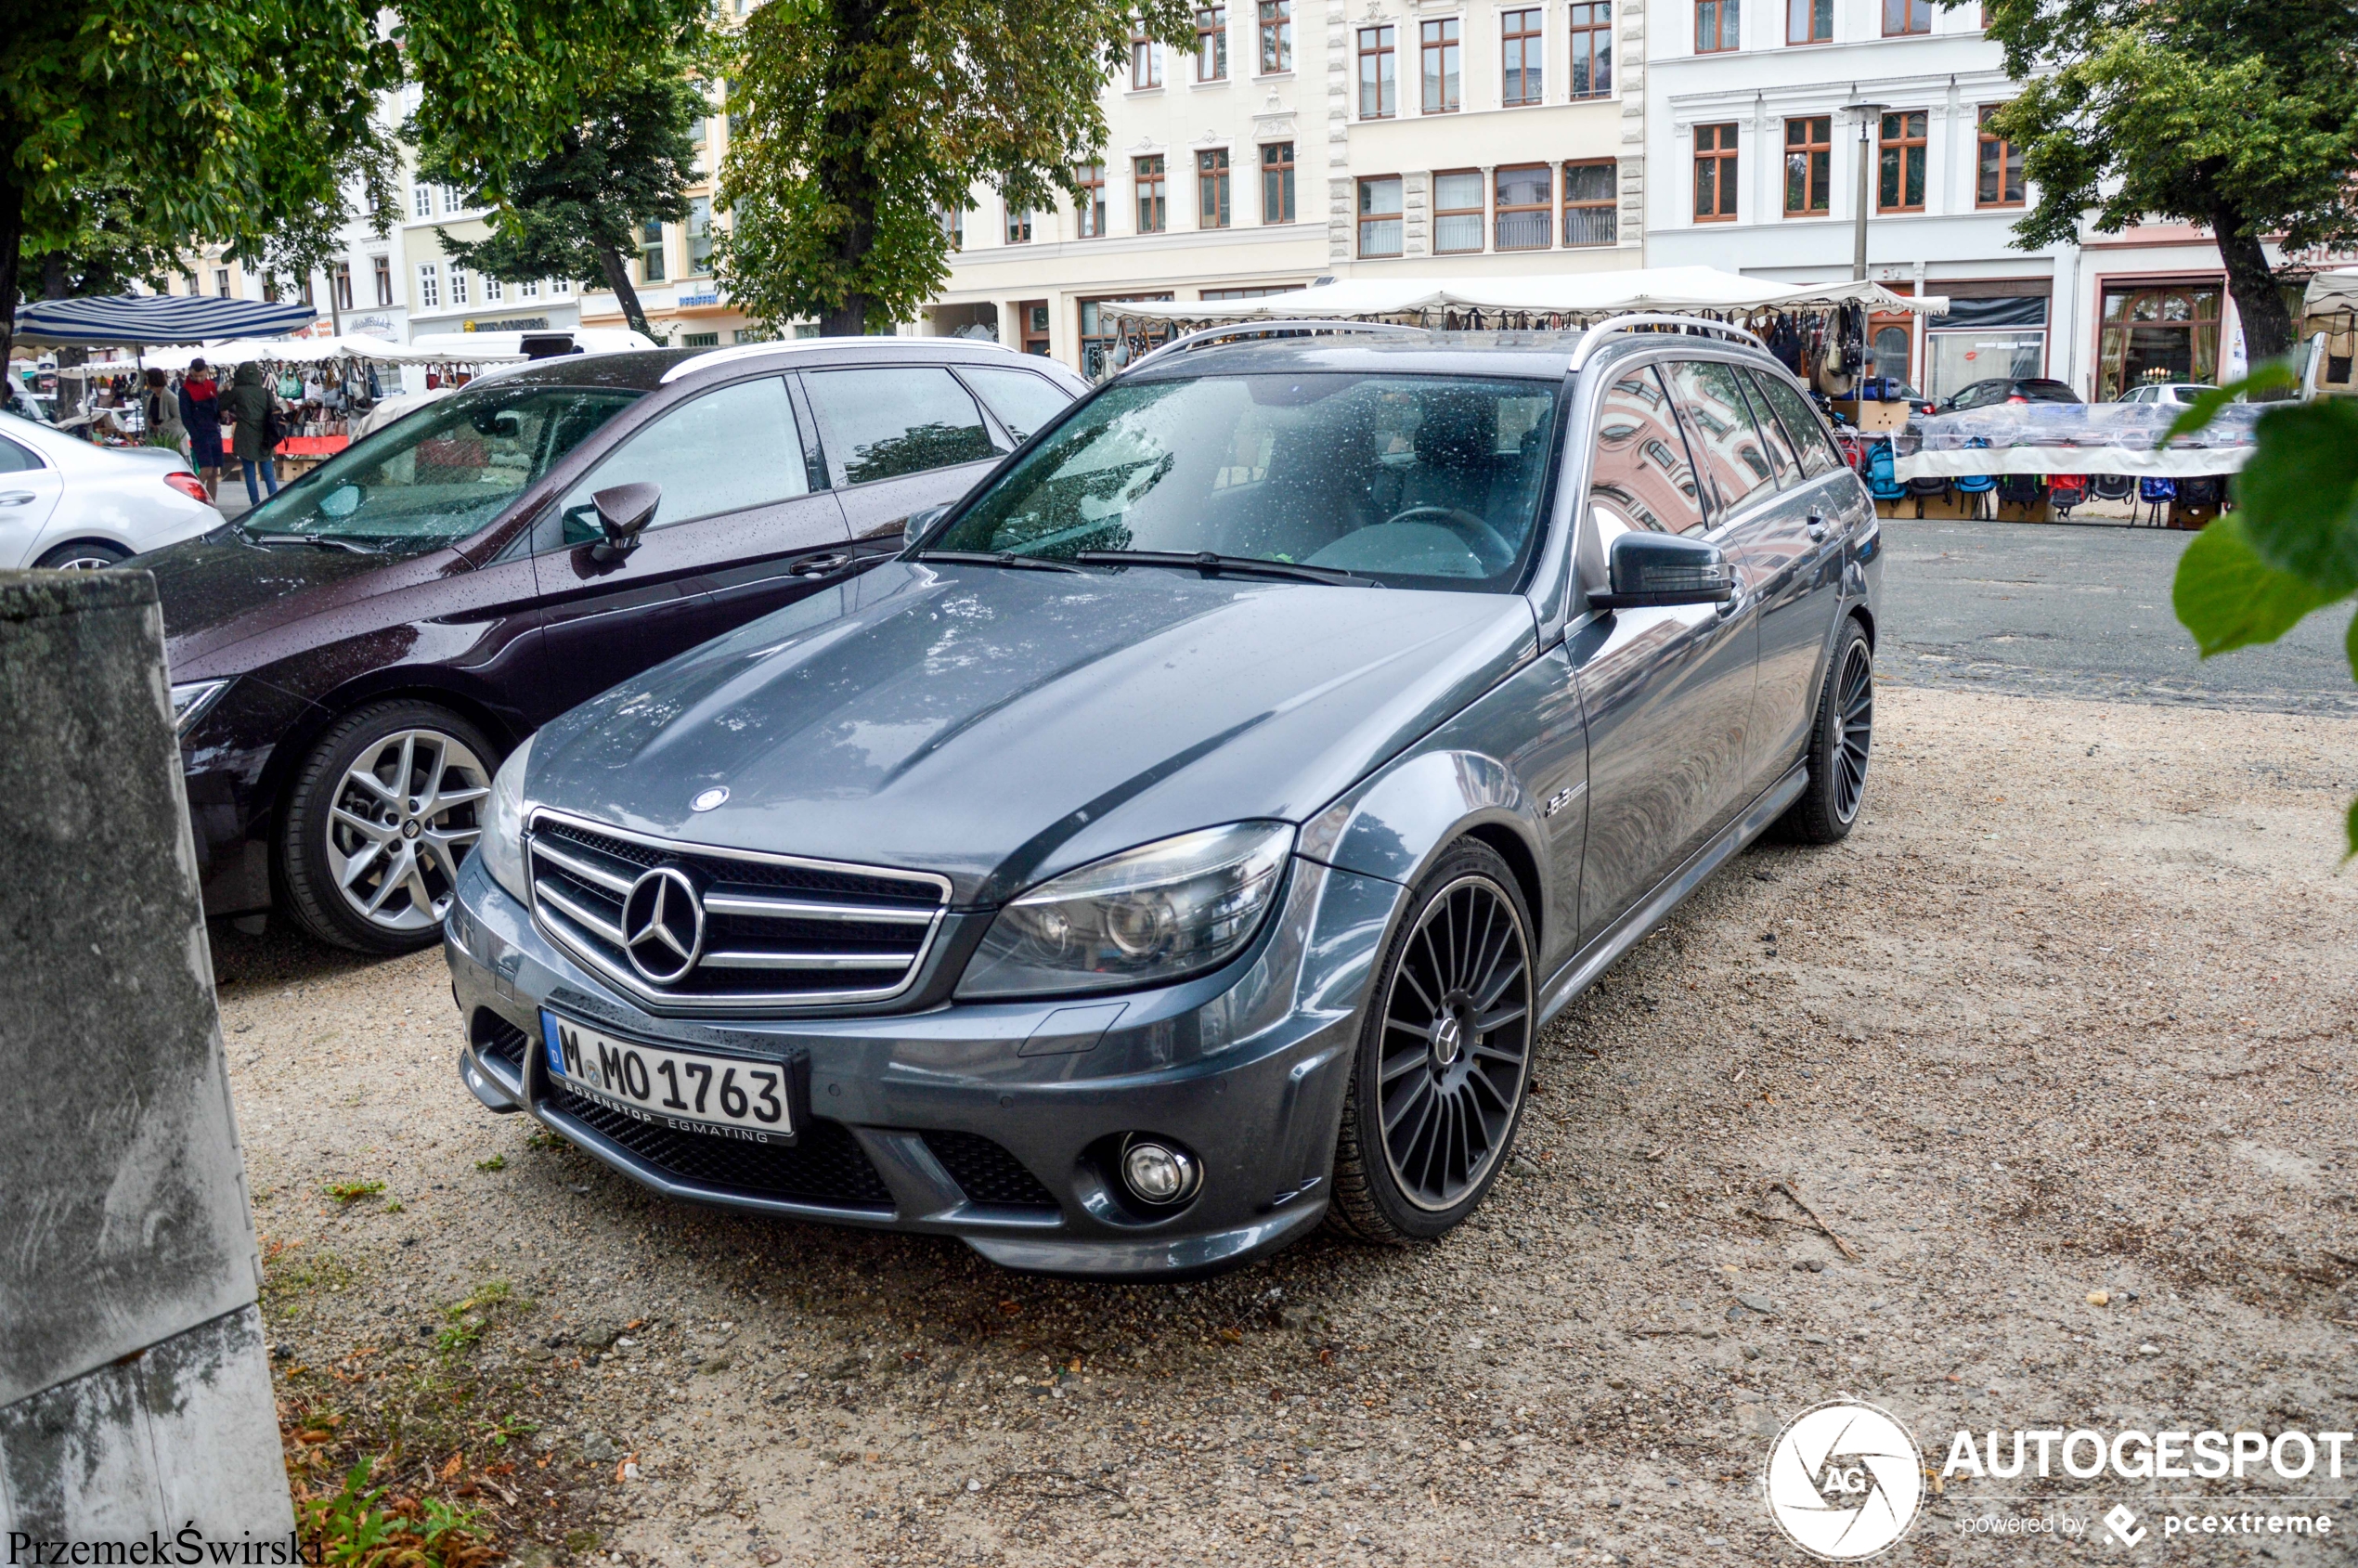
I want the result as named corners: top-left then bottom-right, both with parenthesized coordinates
top-left (446, 319), bottom-right (1884, 1277)
top-left (1, 410), bottom-right (218, 569)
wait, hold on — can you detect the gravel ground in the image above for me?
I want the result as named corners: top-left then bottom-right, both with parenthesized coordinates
top-left (224, 685), bottom-right (2358, 1566)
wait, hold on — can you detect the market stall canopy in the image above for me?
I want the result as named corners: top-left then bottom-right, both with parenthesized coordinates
top-left (11, 293), bottom-right (317, 347)
top-left (141, 334), bottom-right (537, 370)
top-left (2303, 267), bottom-right (2358, 313)
top-left (1103, 267), bottom-right (1949, 324)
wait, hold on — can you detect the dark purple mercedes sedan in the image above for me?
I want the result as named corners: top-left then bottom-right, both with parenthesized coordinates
top-left (149, 338), bottom-right (1082, 952)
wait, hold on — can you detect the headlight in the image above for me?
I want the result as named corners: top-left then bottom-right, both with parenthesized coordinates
top-left (956, 822), bottom-right (1294, 999)
top-left (480, 732), bottom-right (535, 905)
top-left (169, 679), bottom-right (230, 735)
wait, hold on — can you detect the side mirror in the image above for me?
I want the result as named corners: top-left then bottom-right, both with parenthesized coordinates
top-left (590, 482), bottom-right (660, 560)
top-left (1594, 531), bottom-right (1734, 610)
top-left (899, 503), bottom-right (951, 541)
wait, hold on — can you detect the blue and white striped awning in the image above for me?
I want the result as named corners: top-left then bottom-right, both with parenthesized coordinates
top-left (12, 293), bottom-right (318, 347)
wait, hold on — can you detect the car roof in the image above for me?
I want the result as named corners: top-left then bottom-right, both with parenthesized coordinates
top-left (1119, 329), bottom-right (1741, 382)
top-left (467, 336), bottom-right (1048, 395)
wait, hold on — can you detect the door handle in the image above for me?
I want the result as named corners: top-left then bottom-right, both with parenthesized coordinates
top-left (1806, 509), bottom-right (1828, 541)
top-left (0, 493), bottom-right (34, 506)
top-left (788, 552), bottom-right (852, 577)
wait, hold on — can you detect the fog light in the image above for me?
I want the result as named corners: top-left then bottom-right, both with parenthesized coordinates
top-left (1120, 1138), bottom-right (1200, 1206)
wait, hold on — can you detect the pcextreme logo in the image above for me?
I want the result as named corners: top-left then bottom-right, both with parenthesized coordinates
top-left (1763, 1399), bottom-right (1927, 1561)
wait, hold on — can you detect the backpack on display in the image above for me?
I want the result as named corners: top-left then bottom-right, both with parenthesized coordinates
top-left (2048, 474), bottom-right (2089, 516)
top-left (2092, 473), bottom-right (2135, 502)
top-left (1996, 473), bottom-right (2042, 507)
top-left (1952, 439), bottom-right (1997, 517)
top-left (2177, 474), bottom-right (2222, 508)
top-left (2138, 474), bottom-right (2178, 526)
top-left (1863, 440), bottom-right (1905, 502)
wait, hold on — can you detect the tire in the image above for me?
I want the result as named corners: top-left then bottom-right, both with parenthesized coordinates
top-left (1772, 618), bottom-right (1873, 845)
top-left (1328, 839), bottom-right (1536, 1244)
top-left (279, 699), bottom-right (499, 953)
top-left (34, 539), bottom-right (131, 570)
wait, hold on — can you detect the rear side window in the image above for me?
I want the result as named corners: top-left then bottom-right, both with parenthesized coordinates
top-left (1662, 360), bottom-right (1778, 519)
top-left (1745, 370), bottom-right (1841, 477)
top-left (556, 376), bottom-right (807, 543)
top-left (1588, 367), bottom-right (1705, 537)
top-left (805, 367), bottom-right (998, 485)
top-left (960, 366), bottom-right (1074, 443)
top-left (0, 436), bottom-right (39, 473)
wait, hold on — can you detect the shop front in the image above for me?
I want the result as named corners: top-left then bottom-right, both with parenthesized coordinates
top-left (1923, 291), bottom-right (2052, 403)
top-left (2094, 277), bottom-right (2222, 401)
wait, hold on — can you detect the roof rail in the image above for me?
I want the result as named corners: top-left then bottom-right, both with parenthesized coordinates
top-left (659, 333), bottom-right (1017, 384)
top-left (1120, 318), bottom-right (1427, 375)
top-left (1566, 314), bottom-right (1768, 372)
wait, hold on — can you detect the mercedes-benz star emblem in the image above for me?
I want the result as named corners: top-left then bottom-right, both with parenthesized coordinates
top-left (620, 865), bottom-right (704, 984)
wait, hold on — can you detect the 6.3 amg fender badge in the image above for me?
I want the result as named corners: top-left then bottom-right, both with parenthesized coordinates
top-left (621, 865), bottom-right (705, 984)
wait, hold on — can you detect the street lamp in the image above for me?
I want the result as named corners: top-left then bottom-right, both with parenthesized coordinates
top-left (1843, 101), bottom-right (1889, 283)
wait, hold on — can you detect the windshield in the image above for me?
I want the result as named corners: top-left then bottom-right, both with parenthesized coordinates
top-left (921, 373), bottom-right (1561, 590)
top-left (240, 382), bottom-right (641, 547)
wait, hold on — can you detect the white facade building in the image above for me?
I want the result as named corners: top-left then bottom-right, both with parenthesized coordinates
top-left (1641, 0), bottom-right (2300, 402)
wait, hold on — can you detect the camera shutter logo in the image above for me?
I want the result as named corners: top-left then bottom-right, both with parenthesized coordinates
top-left (1762, 1398), bottom-right (1924, 1561)
top-left (621, 865), bottom-right (704, 983)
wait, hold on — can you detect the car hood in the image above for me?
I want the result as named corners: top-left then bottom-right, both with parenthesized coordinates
top-left (143, 526), bottom-right (414, 670)
top-left (528, 560), bottom-right (1538, 904)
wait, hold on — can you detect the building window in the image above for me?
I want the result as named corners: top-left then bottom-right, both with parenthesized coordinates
top-left (1496, 164), bottom-right (1551, 250)
top-left (372, 256), bottom-right (392, 306)
top-left (1434, 171), bottom-right (1484, 253)
top-left (687, 196), bottom-right (715, 271)
top-left (551, 279), bottom-right (572, 296)
top-left (1196, 6), bottom-right (1227, 80)
top-left (483, 276), bottom-right (502, 303)
top-left (1420, 19), bottom-right (1460, 113)
top-left (1197, 149), bottom-right (1232, 227)
top-left (332, 264), bottom-right (354, 311)
top-left (449, 269), bottom-right (469, 306)
top-left (1877, 110), bottom-right (1927, 212)
top-left (1076, 162), bottom-right (1108, 236)
top-left (938, 206), bottom-right (964, 250)
top-left (1787, 0), bottom-right (1831, 43)
top-left (1136, 154), bottom-right (1168, 232)
top-left (1563, 159), bottom-right (1617, 245)
top-left (2097, 283), bottom-right (2220, 401)
top-left (416, 263), bottom-right (438, 309)
top-left (1976, 105), bottom-right (2024, 207)
top-left (1693, 123), bottom-right (1738, 221)
top-left (1882, 0), bottom-right (1930, 32)
top-left (1262, 142), bottom-right (1296, 222)
top-left (411, 185), bottom-right (433, 218)
top-left (521, 279), bottom-right (539, 299)
top-left (1569, 2), bottom-right (1613, 97)
top-left (1696, 0), bottom-right (1739, 53)
top-left (1021, 301), bottom-right (1052, 355)
top-left (1500, 9), bottom-right (1543, 106)
top-left (680, 331), bottom-right (720, 347)
top-left (1357, 175), bottom-right (1403, 256)
top-left (1259, 0), bottom-right (1292, 71)
top-left (1357, 25), bottom-right (1396, 119)
top-left (214, 268), bottom-right (231, 297)
top-left (1783, 114), bottom-right (1831, 214)
top-left (640, 219), bottom-right (667, 280)
top-left (1005, 206), bottom-right (1032, 243)
top-left (1132, 21), bottom-right (1162, 87)
top-left (261, 274), bottom-right (279, 303)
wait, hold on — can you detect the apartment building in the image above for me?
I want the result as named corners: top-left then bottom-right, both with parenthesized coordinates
top-left (1643, 0), bottom-right (2295, 401)
top-left (576, 92), bottom-right (761, 346)
top-left (393, 169), bottom-right (584, 343)
top-left (923, 0), bottom-right (1646, 374)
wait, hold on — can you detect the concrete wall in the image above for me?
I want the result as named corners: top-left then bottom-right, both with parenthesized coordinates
top-left (0, 572), bottom-right (290, 1535)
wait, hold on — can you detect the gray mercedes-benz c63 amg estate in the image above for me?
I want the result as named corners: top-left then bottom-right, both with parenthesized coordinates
top-left (444, 318), bottom-right (1884, 1277)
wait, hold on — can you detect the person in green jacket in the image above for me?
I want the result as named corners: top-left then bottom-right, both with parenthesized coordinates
top-left (216, 362), bottom-right (282, 507)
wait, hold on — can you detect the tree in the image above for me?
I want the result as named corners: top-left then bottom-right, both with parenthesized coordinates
top-left (718, 0), bottom-right (1195, 337)
top-left (419, 63), bottom-right (705, 343)
top-left (1, 2), bottom-right (706, 364)
top-left (1972, 0), bottom-right (2358, 366)
top-left (2169, 368), bottom-right (2358, 854)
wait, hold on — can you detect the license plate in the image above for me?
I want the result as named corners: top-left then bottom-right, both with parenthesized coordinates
top-left (540, 1012), bottom-right (796, 1143)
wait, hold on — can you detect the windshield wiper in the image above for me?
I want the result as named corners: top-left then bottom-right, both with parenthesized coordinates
top-left (1074, 550), bottom-right (1377, 588)
top-left (914, 549), bottom-right (1086, 574)
top-left (249, 532), bottom-right (380, 555)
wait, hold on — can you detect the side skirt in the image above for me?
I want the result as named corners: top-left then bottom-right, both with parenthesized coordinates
top-left (1535, 761), bottom-right (1809, 1028)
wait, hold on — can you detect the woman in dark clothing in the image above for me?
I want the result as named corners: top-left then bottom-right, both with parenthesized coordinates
top-left (177, 359), bottom-right (224, 499)
top-left (216, 362), bottom-right (281, 506)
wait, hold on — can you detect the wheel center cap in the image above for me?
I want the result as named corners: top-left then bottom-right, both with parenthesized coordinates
top-left (401, 819), bottom-right (421, 839)
top-left (1432, 1013), bottom-right (1463, 1069)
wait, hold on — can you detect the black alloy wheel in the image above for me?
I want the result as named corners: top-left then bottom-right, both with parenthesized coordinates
top-left (1329, 839), bottom-right (1535, 1242)
top-left (1774, 617), bottom-right (1873, 845)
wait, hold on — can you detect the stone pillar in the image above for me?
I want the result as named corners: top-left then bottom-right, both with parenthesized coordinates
top-left (0, 572), bottom-right (290, 1537)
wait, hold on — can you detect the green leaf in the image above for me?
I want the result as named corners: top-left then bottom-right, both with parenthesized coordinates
top-left (2346, 792), bottom-right (2357, 862)
top-left (2171, 512), bottom-right (2348, 656)
top-left (2161, 360), bottom-right (2298, 443)
top-left (2235, 400), bottom-right (2358, 597)
top-left (2348, 603), bottom-right (2358, 684)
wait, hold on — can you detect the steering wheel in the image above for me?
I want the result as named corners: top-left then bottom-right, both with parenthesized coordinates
top-left (1380, 505), bottom-right (1517, 574)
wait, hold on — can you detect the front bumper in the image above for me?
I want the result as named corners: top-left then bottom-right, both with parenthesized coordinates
top-left (445, 850), bottom-right (1406, 1278)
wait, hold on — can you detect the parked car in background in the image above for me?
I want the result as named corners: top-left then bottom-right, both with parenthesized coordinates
top-left (2115, 382), bottom-right (2212, 407)
top-left (152, 338), bottom-right (1082, 952)
top-left (1938, 377), bottom-right (2081, 411)
top-left (2, 409), bottom-right (218, 569)
top-left (446, 321), bottom-right (1884, 1277)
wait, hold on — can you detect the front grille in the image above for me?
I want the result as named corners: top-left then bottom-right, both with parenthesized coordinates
top-left (925, 1132), bottom-right (1061, 1212)
top-left (526, 810), bottom-right (949, 1012)
top-left (548, 1085), bottom-right (894, 1211)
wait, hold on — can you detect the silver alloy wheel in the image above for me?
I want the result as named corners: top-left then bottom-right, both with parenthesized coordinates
top-left (325, 729), bottom-right (489, 933)
top-left (45, 551), bottom-right (124, 570)
top-left (1831, 639), bottom-right (1873, 824)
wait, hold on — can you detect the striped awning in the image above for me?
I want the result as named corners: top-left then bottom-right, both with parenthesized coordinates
top-left (12, 293), bottom-right (318, 347)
